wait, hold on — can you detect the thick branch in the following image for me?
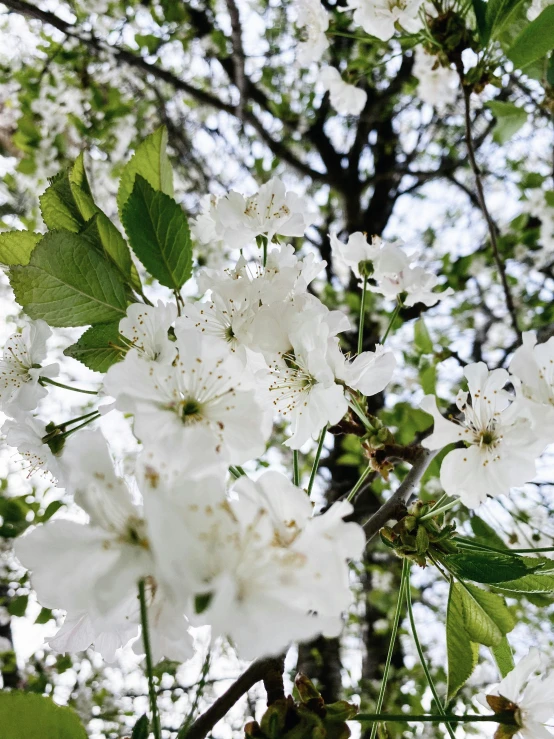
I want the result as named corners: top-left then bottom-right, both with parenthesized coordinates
top-left (363, 447), bottom-right (438, 542)
top-left (179, 657), bottom-right (283, 739)
top-left (1, 0), bottom-right (323, 181)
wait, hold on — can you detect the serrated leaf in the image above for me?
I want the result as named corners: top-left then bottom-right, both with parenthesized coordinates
top-left (485, 0), bottom-right (526, 39)
top-left (486, 101), bottom-right (527, 144)
top-left (39, 171), bottom-right (84, 233)
top-left (491, 636), bottom-right (515, 678)
top-left (122, 176), bottom-right (192, 291)
top-left (69, 153), bottom-right (100, 222)
top-left (64, 322), bottom-right (123, 373)
top-left (117, 126), bottom-right (174, 216)
top-left (81, 212), bottom-right (140, 289)
top-left (9, 231), bottom-right (128, 327)
top-left (0, 231), bottom-right (40, 266)
top-left (131, 714), bottom-right (150, 739)
top-left (0, 691), bottom-right (87, 738)
top-left (414, 317), bottom-right (433, 354)
top-left (446, 581), bottom-right (479, 699)
top-left (457, 583), bottom-right (515, 647)
top-left (507, 6), bottom-right (554, 70)
top-left (492, 571), bottom-right (554, 594)
top-left (442, 551), bottom-right (535, 583)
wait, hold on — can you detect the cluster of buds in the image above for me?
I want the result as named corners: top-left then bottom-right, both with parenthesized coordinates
top-left (245, 674), bottom-right (358, 739)
top-left (380, 500), bottom-right (458, 567)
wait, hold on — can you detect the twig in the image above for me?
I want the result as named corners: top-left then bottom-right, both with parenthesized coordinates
top-left (363, 447), bottom-right (438, 542)
top-left (178, 657), bottom-right (283, 739)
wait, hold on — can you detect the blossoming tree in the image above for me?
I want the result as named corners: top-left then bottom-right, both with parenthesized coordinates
top-left (2, 0), bottom-right (554, 737)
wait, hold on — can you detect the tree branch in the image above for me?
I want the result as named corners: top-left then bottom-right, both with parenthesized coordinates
top-left (1, 0), bottom-right (324, 181)
top-left (363, 447), bottom-right (438, 542)
top-left (179, 656), bottom-right (283, 739)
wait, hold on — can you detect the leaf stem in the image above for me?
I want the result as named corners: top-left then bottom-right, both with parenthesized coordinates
top-left (356, 712), bottom-right (507, 723)
top-left (381, 301), bottom-right (402, 344)
top-left (358, 275), bottom-right (368, 355)
top-left (406, 568), bottom-right (456, 739)
top-left (346, 464), bottom-right (373, 503)
top-left (293, 450), bottom-right (300, 487)
top-left (419, 499), bottom-right (457, 521)
top-left (369, 558), bottom-right (409, 739)
top-left (306, 425), bottom-right (327, 497)
top-left (138, 579), bottom-right (161, 739)
top-left (40, 376), bottom-right (98, 395)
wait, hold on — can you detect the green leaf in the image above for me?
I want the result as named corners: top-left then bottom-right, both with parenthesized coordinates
top-left (68, 153), bottom-right (100, 222)
top-left (485, 0), bottom-right (526, 39)
top-left (0, 692), bottom-right (87, 738)
top-left (39, 171), bottom-right (84, 233)
top-left (491, 636), bottom-right (515, 678)
top-left (486, 101), bottom-right (527, 144)
top-left (548, 52), bottom-right (554, 86)
top-left (446, 581), bottom-right (479, 699)
top-left (7, 594), bottom-right (28, 617)
top-left (81, 212), bottom-right (141, 290)
top-left (414, 317), bottom-right (433, 354)
top-left (9, 231), bottom-right (128, 327)
top-left (64, 322), bottom-right (123, 373)
top-left (0, 231), bottom-right (40, 266)
top-left (471, 0), bottom-right (489, 43)
top-left (117, 126), bottom-right (174, 216)
top-left (122, 176), bottom-right (192, 291)
top-left (492, 571), bottom-right (554, 593)
top-left (131, 714), bottom-right (150, 739)
top-left (507, 6), bottom-right (554, 70)
top-left (457, 583), bottom-right (515, 647)
top-left (442, 551), bottom-right (535, 583)
top-left (469, 516), bottom-right (509, 550)
top-left (35, 607), bottom-right (54, 624)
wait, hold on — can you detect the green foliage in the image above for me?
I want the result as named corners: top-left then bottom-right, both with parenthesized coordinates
top-left (507, 6), bottom-right (554, 70)
top-left (441, 551), bottom-right (539, 583)
top-left (413, 317), bottom-right (434, 354)
top-left (117, 126), bottom-right (174, 217)
top-left (81, 211), bottom-right (141, 291)
top-left (491, 636), bottom-right (515, 678)
top-left (0, 231), bottom-right (40, 266)
top-left (486, 101), bottom-right (527, 144)
top-left (64, 322), bottom-right (123, 373)
top-left (131, 715), bottom-right (150, 739)
top-left (457, 582), bottom-right (515, 647)
top-left (9, 231), bottom-right (129, 327)
top-left (0, 692), bottom-right (87, 738)
top-left (122, 175), bottom-right (192, 291)
top-left (446, 581), bottom-right (478, 699)
top-left (484, 0), bottom-right (526, 40)
top-left (39, 170), bottom-right (86, 233)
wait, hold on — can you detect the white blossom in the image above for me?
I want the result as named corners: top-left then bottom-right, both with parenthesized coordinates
top-left (481, 649), bottom-right (554, 738)
top-left (344, 0), bottom-right (423, 41)
top-left (509, 331), bottom-right (554, 439)
top-left (413, 48), bottom-right (458, 109)
top-left (421, 363), bottom-right (544, 508)
top-left (119, 301), bottom-right (177, 364)
top-left (0, 320), bottom-right (58, 413)
top-left (295, 0), bottom-right (330, 66)
top-left (2, 414), bottom-right (62, 479)
top-left (104, 328), bottom-right (270, 472)
top-left (319, 67), bottom-right (367, 116)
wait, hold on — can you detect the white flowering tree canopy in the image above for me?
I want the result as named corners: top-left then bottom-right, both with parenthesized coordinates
top-left (2, 0), bottom-right (554, 738)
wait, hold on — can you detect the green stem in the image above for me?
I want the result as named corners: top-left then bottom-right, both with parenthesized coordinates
top-left (358, 275), bottom-right (368, 355)
top-left (419, 499), bottom-right (457, 521)
top-left (138, 580), bottom-right (161, 739)
top-left (406, 569), bottom-right (456, 739)
top-left (229, 466), bottom-right (244, 480)
top-left (381, 301), bottom-right (402, 344)
top-left (57, 410), bottom-right (100, 430)
top-left (306, 425), bottom-right (327, 497)
top-left (59, 413), bottom-right (101, 439)
top-left (40, 376), bottom-right (98, 395)
top-left (346, 465), bottom-right (373, 503)
top-left (369, 559), bottom-right (409, 739)
top-left (348, 399), bottom-right (373, 430)
top-left (426, 492), bottom-right (448, 514)
top-left (293, 450), bottom-right (300, 487)
top-left (356, 713), bottom-right (507, 723)
top-left (453, 536), bottom-right (554, 556)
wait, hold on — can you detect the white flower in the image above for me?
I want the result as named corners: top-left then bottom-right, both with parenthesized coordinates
top-left (509, 331), bottom-right (554, 439)
top-left (527, 0), bottom-right (554, 20)
top-left (333, 343), bottom-right (396, 397)
top-left (212, 177), bottom-right (312, 249)
top-left (413, 48), bottom-right (458, 109)
top-left (344, 0), bottom-right (423, 41)
top-left (104, 328), bottom-right (270, 472)
top-left (191, 194), bottom-right (228, 268)
top-left (15, 430), bottom-right (193, 662)
top-left (119, 301), bottom-right (177, 364)
top-left (482, 649), bottom-right (554, 738)
top-left (330, 231), bottom-right (381, 279)
top-left (0, 320), bottom-right (59, 412)
top-left (318, 67), bottom-right (367, 116)
top-left (47, 610), bottom-right (138, 664)
top-left (421, 363), bottom-right (544, 508)
top-left (295, 0), bottom-right (330, 66)
top-left (2, 414), bottom-right (62, 479)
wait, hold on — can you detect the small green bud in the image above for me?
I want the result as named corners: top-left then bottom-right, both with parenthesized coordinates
top-left (358, 260), bottom-right (374, 278)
